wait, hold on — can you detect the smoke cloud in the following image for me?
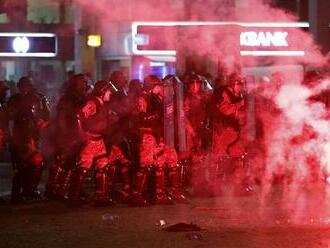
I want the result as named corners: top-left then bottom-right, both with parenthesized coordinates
top-left (60, 0), bottom-right (330, 224)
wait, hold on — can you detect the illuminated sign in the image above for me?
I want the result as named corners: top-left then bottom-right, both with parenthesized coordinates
top-left (87, 35), bottom-right (101, 47)
top-left (132, 21), bottom-right (309, 57)
top-left (135, 34), bottom-right (149, 46)
top-left (150, 61), bottom-right (165, 67)
top-left (0, 33), bottom-right (57, 57)
top-left (240, 31), bottom-right (288, 47)
top-left (240, 51), bottom-right (305, 56)
top-left (13, 37), bottom-right (30, 53)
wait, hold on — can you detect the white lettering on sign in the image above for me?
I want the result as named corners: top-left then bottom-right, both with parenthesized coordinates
top-left (134, 34), bottom-right (150, 46)
top-left (240, 31), bottom-right (288, 47)
top-left (12, 37), bottom-right (30, 53)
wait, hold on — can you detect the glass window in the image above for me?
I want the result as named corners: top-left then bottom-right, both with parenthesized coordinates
top-left (27, 0), bottom-right (60, 24)
top-left (0, 13), bottom-right (8, 23)
top-left (64, 4), bottom-right (74, 24)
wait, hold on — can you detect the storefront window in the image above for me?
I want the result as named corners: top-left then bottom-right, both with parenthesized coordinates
top-left (64, 5), bottom-right (74, 24)
top-left (27, 0), bottom-right (60, 24)
top-left (0, 13), bottom-right (8, 23)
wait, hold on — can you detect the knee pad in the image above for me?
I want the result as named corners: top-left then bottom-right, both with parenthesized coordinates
top-left (74, 167), bottom-right (88, 175)
top-left (31, 153), bottom-right (44, 167)
top-left (155, 166), bottom-right (165, 175)
top-left (121, 166), bottom-right (129, 174)
top-left (138, 165), bottom-right (152, 174)
top-left (107, 163), bottom-right (117, 172)
top-left (97, 167), bottom-right (108, 174)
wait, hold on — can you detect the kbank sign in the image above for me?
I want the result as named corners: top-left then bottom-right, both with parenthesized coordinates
top-left (240, 31), bottom-right (289, 47)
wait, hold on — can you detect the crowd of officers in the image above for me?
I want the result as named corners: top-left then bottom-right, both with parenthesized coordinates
top-left (0, 69), bottom-right (281, 207)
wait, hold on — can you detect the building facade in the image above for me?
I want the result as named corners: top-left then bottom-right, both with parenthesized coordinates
top-left (0, 0), bottom-right (74, 97)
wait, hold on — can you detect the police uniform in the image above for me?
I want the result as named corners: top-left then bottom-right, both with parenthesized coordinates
top-left (8, 79), bottom-right (50, 202)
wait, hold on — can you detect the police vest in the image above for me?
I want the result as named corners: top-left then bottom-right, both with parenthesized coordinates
top-left (9, 92), bottom-right (49, 130)
top-left (82, 98), bottom-right (108, 135)
top-left (219, 88), bottom-right (245, 131)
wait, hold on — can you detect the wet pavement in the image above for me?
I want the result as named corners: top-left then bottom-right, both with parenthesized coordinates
top-left (0, 163), bottom-right (12, 195)
top-left (2, 162), bottom-right (330, 247)
top-left (1, 189), bottom-right (330, 247)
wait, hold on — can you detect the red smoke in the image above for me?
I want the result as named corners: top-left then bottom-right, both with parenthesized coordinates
top-left (68, 0), bottom-right (330, 223)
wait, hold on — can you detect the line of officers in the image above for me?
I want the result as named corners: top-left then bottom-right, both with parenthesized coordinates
top-left (0, 70), bottom-right (252, 207)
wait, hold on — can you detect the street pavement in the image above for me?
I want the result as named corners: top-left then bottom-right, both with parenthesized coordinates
top-left (2, 163), bottom-right (330, 247)
top-left (0, 197), bottom-right (330, 248)
top-left (0, 163), bottom-right (12, 196)
top-left (0, 162), bottom-right (49, 196)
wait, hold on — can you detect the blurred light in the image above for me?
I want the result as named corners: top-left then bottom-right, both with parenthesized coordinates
top-left (138, 64), bottom-right (144, 81)
top-left (0, 53), bottom-right (56, 57)
top-left (162, 66), bottom-right (166, 78)
top-left (240, 51), bottom-right (305, 56)
top-left (0, 32), bottom-right (55, 37)
top-left (87, 35), bottom-right (101, 47)
top-left (12, 37), bottom-right (30, 53)
top-left (150, 61), bottom-right (165, 67)
top-left (326, 177), bottom-right (330, 185)
top-left (146, 56), bottom-right (176, 62)
top-left (135, 34), bottom-right (149, 46)
top-left (132, 21), bottom-right (309, 29)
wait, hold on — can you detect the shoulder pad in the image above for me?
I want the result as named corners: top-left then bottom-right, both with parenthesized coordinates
top-left (82, 100), bottom-right (97, 118)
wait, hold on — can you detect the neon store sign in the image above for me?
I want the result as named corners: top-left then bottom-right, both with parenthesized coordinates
top-left (0, 33), bottom-right (57, 57)
top-left (240, 31), bottom-right (288, 47)
top-left (132, 21), bottom-right (308, 57)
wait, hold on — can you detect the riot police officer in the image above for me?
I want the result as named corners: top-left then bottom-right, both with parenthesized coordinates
top-left (183, 73), bottom-right (212, 195)
top-left (45, 74), bottom-right (89, 200)
top-left (211, 73), bottom-right (251, 195)
top-left (68, 80), bottom-right (113, 207)
top-left (131, 75), bottom-right (186, 206)
top-left (8, 76), bottom-right (50, 202)
top-left (105, 72), bottom-right (135, 203)
top-left (0, 81), bottom-right (9, 161)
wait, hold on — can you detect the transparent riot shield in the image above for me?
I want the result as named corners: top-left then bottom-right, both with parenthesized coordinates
top-left (163, 77), bottom-right (175, 148)
top-left (163, 75), bottom-right (186, 154)
top-left (174, 76), bottom-right (186, 156)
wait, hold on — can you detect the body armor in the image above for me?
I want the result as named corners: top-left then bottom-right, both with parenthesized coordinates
top-left (81, 98), bottom-right (108, 136)
top-left (8, 90), bottom-right (50, 202)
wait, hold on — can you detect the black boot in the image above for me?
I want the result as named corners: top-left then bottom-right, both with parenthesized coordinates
top-left (233, 158), bottom-right (253, 197)
top-left (107, 164), bottom-right (117, 203)
top-left (54, 169), bottom-right (72, 201)
top-left (23, 164), bottom-right (43, 200)
top-left (131, 168), bottom-right (150, 207)
top-left (11, 167), bottom-right (25, 204)
top-left (95, 168), bottom-right (113, 207)
top-left (178, 159), bottom-right (192, 197)
top-left (169, 166), bottom-right (189, 204)
top-left (44, 164), bottom-right (63, 199)
top-left (154, 167), bottom-right (173, 205)
top-left (68, 168), bottom-right (87, 207)
top-left (31, 168), bottom-right (43, 200)
top-left (120, 164), bottom-right (131, 203)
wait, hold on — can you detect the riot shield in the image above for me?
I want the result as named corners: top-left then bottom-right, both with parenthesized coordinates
top-left (174, 76), bottom-right (187, 156)
top-left (163, 77), bottom-right (175, 148)
top-left (163, 75), bottom-right (186, 155)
